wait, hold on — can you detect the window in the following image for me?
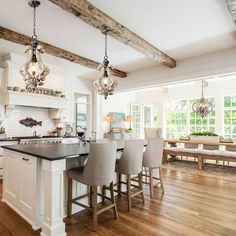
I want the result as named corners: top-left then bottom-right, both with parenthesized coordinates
top-left (131, 104), bottom-right (157, 138)
top-left (75, 94), bottom-right (90, 138)
top-left (224, 96), bottom-right (236, 138)
top-left (164, 100), bottom-right (188, 138)
top-left (164, 97), bottom-right (216, 138)
top-left (189, 98), bottom-right (215, 133)
top-left (131, 104), bottom-right (142, 139)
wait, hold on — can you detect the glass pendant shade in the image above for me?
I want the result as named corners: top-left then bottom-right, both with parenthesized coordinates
top-left (20, 1), bottom-right (49, 90)
top-left (94, 63), bottom-right (117, 99)
top-left (94, 33), bottom-right (117, 99)
top-left (192, 81), bottom-right (213, 118)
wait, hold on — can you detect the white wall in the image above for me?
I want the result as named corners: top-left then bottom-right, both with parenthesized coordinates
top-left (97, 91), bottom-right (137, 137)
top-left (117, 47), bottom-right (236, 91)
top-left (0, 53), bottom-right (94, 137)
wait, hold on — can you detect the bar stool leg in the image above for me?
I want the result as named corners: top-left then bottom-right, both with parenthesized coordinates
top-left (67, 178), bottom-right (72, 218)
top-left (102, 185), bottom-right (106, 203)
top-left (159, 167), bottom-right (164, 194)
top-left (138, 172), bottom-right (145, 203)
top-left (127, 174), bottom-right (131, 211)
top-left (92, 186), bottom-right (98, 231)
top-left (89, 186), bottom-right (93, 207)
top-left (118, 173), bottom-right (122, 196)
top-left (110, 182), bottom-right (118, 219)
top-left (149, 168), bottom-right (154, 198)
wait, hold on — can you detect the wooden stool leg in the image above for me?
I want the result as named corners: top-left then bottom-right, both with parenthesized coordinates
top-left (102, 185), bottom-right (106, 203)
top-left (67, 178), bottom-right (72, 218)
top-left (138, 172), bottom-right (145, 203)
top-left (159, 167), bottom-right (164, 194)
top-left (127, 174), bottom-right (131, 211)
top-left (110, 182), bottom-right (118, 219)
top-left (149, 168), bottom-right (154, 198)
top-left (92, 186), bottom-right (98, 231)
top-left (118, 174), bottom-right (121, 196)
top-left (89, 186), bottom-right (93, 207)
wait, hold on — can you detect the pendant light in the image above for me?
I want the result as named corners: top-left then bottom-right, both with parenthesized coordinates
top-left (192, 80), bottom-right (213, 118)
top-left (20, 1), bottom-right (49, 90)
top-left (94, 33), bottom-right (117, 99)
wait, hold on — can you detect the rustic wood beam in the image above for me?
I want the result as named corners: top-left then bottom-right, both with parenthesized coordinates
top-left (48, 0), bottom-right (176, 68)
top-left (0, 26), bottom-right (127, 78)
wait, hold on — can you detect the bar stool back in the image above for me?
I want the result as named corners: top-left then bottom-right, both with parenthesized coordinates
top-left (116, 139), bottom-right (145, 211)
top-left (143, 138), bottom-right (164, 198)
top-left (67, 142), bottom-right (118, 230)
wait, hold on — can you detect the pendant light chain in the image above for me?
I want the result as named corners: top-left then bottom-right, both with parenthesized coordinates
top-left (32, 5), bottom-right (37, 40)
top-left (104, 33), bottom-right (108, 60)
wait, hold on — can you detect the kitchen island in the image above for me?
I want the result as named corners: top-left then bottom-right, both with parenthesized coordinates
top-left (2, 141), bottom-right (124, 236)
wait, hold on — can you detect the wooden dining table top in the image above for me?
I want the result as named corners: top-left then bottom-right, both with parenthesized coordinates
top-left (164, 139), bottom-right (236, 147)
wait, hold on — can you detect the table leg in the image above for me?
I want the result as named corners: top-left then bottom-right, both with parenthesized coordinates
top-left (40, 159), bottom-right (67, 236)
top-left (197, 156), bottom-right (204, 170)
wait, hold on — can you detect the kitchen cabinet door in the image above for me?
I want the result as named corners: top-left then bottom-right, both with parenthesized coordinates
top-left (18, 154), bottom-right (37, 218)
top-left (3, 151), bottom-right (20, 206)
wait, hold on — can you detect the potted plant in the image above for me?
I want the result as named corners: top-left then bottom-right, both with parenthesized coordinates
top-left (190, 131), bottom-right (219, 142)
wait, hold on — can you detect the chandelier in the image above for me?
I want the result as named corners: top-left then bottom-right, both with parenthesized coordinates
top-left (94, 33), bottom-right (117, 99)
top-left (20, 1), bottom-right (49, 90)
top-left (192, 80), bottom-right (213, 118)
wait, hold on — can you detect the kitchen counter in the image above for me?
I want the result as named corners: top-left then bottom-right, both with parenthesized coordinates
top-left (0, 138), bottom-right (19, 142)
top-left (2, 139), bottom-right (125, 236)
top-left (2, 140), bottom-right (125, 161)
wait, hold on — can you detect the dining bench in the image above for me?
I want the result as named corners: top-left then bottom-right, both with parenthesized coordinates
top-left (163, 147), bottom-right (236, 170)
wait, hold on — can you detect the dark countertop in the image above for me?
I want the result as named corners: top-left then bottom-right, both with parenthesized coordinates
top-left (0, 138), bottom-right (19, 142)
top-left (2, 140), bottom-right (125, 161)
top-left (0, 135), bottom-right (79, 142)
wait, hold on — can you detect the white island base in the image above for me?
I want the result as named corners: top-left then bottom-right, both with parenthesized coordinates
top-left (2, 149), bottom-right (88, 236)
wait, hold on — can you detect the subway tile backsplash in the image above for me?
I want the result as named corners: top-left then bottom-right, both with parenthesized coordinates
top-left (2, 106), bottom-right (55, 137)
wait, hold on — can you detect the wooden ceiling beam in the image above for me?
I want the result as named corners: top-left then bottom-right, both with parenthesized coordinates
top-left (48, 0), bottom-right (176, 68)
top-left (0, 26), bottom-right (127, 78)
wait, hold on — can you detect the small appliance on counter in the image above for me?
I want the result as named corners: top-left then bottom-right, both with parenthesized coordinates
top-left (0, 127), bottom-right (7, 140)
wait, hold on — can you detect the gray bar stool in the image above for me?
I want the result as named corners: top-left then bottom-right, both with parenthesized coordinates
top-left (143, 138), bottom-right (164, 198)
top-left (67, 142), bottom-right (118, 230)
top-left (115, 139), bottom-right (145, 211)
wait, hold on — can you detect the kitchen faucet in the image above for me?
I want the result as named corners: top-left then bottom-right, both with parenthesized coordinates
top-left (33, 130), bottom-right (37, 137)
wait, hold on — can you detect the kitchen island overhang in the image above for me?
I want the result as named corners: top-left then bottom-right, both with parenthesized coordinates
top-left (1, 141), bottom-right (125, 236)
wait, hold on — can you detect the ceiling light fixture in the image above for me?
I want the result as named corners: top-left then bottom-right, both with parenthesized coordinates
top-left (20, 0), bottom-right (49, 90)
top-left (94, 33), bottom-right (117, 99)
top-left (192, 80), bottom-right (213, 118)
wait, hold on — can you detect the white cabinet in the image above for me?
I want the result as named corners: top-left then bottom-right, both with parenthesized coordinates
top-left (3, 150), bottom-right (42, 230)
top-left (19, 155), bottom-right (37, 219)
top-left (0, 141), bottom-right (18, 179)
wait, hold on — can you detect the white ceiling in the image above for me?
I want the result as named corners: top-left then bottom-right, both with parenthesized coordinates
top-left (0, 0), bottom-right (235, 77)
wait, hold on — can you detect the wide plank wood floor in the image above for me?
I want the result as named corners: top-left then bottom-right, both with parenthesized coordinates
top-left (0, 161), bottom-right (235, 236)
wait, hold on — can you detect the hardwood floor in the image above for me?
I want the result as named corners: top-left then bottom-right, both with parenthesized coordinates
top-left (0, 162), bottom-right (236, 236)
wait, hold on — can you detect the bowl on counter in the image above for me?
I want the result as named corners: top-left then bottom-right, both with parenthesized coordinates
top-left (7, 86), bottom-right (13, 91)
top-left (13, 87), bottom-right (21, 92)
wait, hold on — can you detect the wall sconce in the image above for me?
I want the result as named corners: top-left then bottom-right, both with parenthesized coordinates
top-left (105, 114), bottom-right (114, 133)
top-left (126, 115), bottom-right (133, 129)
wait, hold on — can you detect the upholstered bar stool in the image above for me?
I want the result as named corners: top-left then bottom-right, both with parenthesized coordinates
top-left (144, 128), bottom-right (162, 140)
top-left (67, 142), bottom-right (118, 230)
top-left (115, 139), bottom-right (145, 211)
top-left (143, 138), bottom-right (164, 198)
